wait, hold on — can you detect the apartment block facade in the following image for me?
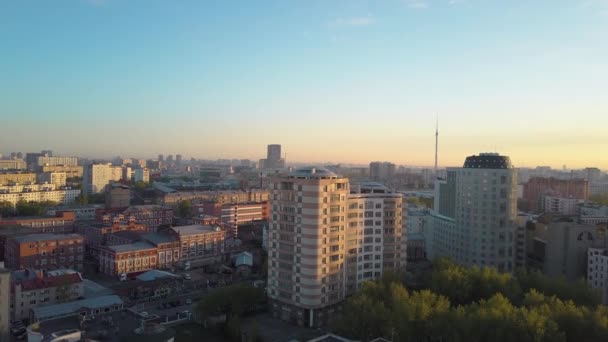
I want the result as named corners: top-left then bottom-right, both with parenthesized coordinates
top-left (4, 234), bottom-right (84, 271)
top-left (429, 153), bottom-right (518, 272)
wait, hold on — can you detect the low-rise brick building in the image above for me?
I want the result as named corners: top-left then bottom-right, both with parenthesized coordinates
top-left (5, 233), bottom-right (84, 271)
top-left (11, 269), bottom-right (84, 320)
top-left (98, 242), bottom-right (158, 276)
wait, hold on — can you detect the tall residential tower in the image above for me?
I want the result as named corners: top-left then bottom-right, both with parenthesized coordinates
top-left (429, 153), bottom-right (518, 272)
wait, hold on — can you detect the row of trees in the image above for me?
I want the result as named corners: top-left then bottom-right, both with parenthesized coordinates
top-left (425, 258), bottom-right (599, 307)
top-left (0, 200), bottom-right (58, 217)
top-left (332, 259), bottom-right (606, 342)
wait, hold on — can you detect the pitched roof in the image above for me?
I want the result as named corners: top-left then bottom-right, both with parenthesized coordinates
top-left (17, 273), bottom-right (82, 291)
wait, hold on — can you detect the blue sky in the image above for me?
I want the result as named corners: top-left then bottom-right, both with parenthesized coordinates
top-left (1, 0), bottom-right (607, 168)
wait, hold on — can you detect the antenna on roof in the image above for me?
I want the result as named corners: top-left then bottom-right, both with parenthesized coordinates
top-left (434, 115), bottom-right (439, 176)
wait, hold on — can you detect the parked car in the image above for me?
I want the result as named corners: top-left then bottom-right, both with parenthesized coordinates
top-left (140, 311), bottom-right (149, 318)
top-left (183, 273), bottom-right (192, 280)
top-left (185, 298), bottom-right (193, 305)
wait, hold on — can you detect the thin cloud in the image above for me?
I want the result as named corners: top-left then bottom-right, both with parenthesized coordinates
top-left (404, 0), bottom-right (429, 9)
top-left (327, 16), bottom-right (375, 28)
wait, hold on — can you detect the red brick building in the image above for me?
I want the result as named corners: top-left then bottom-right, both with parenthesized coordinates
top-left (77, 219), bottom-right (146, 252)
top-left (0, 210), bottom-right (76, 233)
top-left (523, 177), bottom-right (589, 212)
top-left (96, 205), bottom-right (174, 232)
top-left (4, 233), bottom-right (84, 270)
top-left (98, 242), bottom-right (158, 276)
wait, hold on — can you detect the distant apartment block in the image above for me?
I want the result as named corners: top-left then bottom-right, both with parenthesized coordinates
top-left (259, 144), bottom-right (285, 170)
top-left (541, 195), bottom-right (583, 216)
top-left (0, 172), bottom-right (36, 185)
top-left (4, 233), bottom-right (84, 271)
top-left (83, 163), bottom-right (123, 194)
top-left (0, 159), bottom-right (26, 171)
top-left (158, 188), bottom-right (270, 206)
top-left (522, 177), bottom-right (589, 212)
top-left (40, 165), bottom-right (83, 178)
top-left (37, 172), bottom-right (67, 187)
top-left (0, 183), bottom-right (79, 208)
top-left (369, 162), bottom-right (396, 181)
top-left (134, 168), bottom-right (150, 183)
top-left (36, 156), bottom-right (78, 167)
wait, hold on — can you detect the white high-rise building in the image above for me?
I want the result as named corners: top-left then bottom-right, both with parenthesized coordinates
top-left (83, 164), bottom-right (122, 194)
top-left (346, 182), bottom-right (404, 295)
top-left (429, 153), bottom-right (518, 272)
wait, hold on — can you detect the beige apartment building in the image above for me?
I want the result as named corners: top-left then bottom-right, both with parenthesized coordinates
top-left (267, 167), bottom-right (350, 328)
top-left (0, 172), bottom-right (36, 185)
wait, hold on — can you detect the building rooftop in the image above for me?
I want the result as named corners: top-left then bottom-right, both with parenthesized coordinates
top-left (31, 295), bottom-right (123, 321)
top-left (16, 272), bottom-right (82, 291)
top-left (123, 205), bottom-right (170, 213)
top-left (171, 224), bottom-right (221, 236)
top-left (142, 232), bottom-right (177, 245)
top-left (13, 233), bottom-right (83, 243)
top-left (288, 167), bottom-right (340, 179)
top-left (135, 269), bottom-right (180, 282)
top-left (105, 241), bottom-right (156, 253)
top-left (107, 230), bottom-right (145, 241)
top-left (463, 153), bottom-right (513, 169)
top-left (82, 278), bottom-right (114, 298)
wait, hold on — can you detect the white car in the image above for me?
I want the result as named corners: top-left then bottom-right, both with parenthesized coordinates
top-left (183, 274), bottom-right (192, 280)
top-left (140, 311), bottom-right (149, 318)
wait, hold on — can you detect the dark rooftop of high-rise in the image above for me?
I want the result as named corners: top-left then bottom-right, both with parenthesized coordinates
top-left (463, 153), bottom-right (513, 169)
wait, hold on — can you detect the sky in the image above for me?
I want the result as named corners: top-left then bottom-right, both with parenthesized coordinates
top-left (1, 0), bottom-right (607, 169)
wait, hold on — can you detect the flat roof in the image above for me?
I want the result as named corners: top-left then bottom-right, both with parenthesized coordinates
top-left (105, 241), bottom-right (156, 253)
top-left (32, 295), bottom-right (123, 321)
top-left (14, 233), bottom-right (83, 243)
top-left (171, 224), bottom-right (221, 235)
top-left (142, 232), bottom-right (177, 245)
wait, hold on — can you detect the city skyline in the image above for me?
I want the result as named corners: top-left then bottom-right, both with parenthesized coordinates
top-left (1, 1), bottom-right (607, 168)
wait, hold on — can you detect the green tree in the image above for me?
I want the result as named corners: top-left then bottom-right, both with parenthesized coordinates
top-left (178, 200), bottom-right (192, 218)
top-left (0, 201), bottom-right (14, 217)
top-left (590, 194), bottom-right (608, 206)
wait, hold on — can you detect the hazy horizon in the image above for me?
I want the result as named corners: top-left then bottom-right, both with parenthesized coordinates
top-left (2, 1), bottom-right (607, 169)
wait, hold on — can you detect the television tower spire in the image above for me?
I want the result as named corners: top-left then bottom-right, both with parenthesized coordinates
top-left (434, 116), bottom-right (439, 176)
